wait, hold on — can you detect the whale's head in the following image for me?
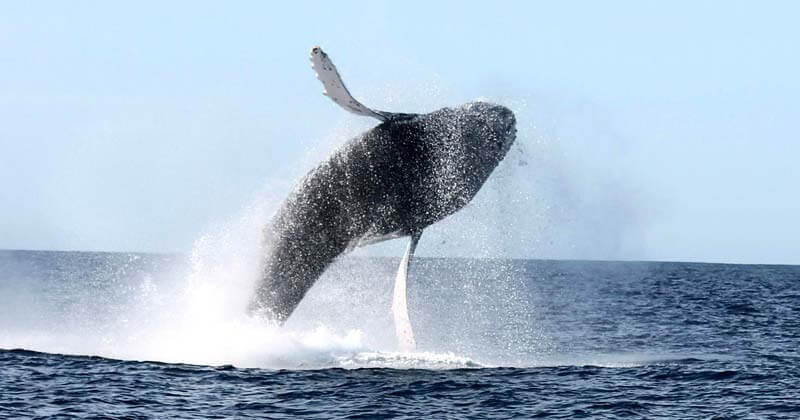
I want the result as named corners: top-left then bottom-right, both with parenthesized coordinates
top-left (422, 101), bottom-right (516, 173)
top-left (456, 101), bottom-right (517, 161)
top-left (406, 101), bottom-right (516, 222)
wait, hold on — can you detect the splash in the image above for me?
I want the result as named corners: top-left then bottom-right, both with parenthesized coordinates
top-left (0, 198), bottom-right (484, 369)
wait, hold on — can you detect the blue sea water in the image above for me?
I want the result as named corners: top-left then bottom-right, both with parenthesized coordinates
top-left (1, 249), bottom-right (798, 418)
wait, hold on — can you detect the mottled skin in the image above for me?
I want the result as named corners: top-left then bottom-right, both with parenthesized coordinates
top-left (251, 102), bottom-right (516, 321)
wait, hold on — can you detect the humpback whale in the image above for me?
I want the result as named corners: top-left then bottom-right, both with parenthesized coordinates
top-left (250, 47), bottom-right (516, 349)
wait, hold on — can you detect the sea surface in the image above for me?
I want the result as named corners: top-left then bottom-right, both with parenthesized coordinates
top-left (1, 249), bottom-right (798, 418)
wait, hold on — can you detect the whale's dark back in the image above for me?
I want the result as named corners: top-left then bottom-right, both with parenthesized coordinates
top-left (251, 102), bottom-right (516, 321)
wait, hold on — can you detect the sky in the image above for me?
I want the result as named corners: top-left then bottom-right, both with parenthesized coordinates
top-left (0, 1), bottom-right (798, 264)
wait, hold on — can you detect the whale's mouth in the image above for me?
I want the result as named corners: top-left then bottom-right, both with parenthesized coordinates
top-left (500, 108), bottom-right (517, 150)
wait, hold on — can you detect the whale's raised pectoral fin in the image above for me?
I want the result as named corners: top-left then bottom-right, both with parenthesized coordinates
top-left (392, 230), bottom-right (421, 352)
top-left (310, 47), bottom-right (416, 123)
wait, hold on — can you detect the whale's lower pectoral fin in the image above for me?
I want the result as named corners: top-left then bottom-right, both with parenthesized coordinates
top-left (309, 46), bottom-right (416, 123)
top-left (345, 229), bottom-right (406, 253)
top-left (392, 231), bottom-right (421, 352)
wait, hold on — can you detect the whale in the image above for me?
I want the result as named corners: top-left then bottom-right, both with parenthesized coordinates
top-left (250, 47), bottom-right (516, 349)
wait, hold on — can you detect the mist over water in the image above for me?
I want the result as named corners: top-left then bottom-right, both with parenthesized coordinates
top-left (1, 200), bottom-right (400, 369)
top-left (0, 248), bottom-right (537, 368)
top-left (0, 81), bottom-right (648, 370)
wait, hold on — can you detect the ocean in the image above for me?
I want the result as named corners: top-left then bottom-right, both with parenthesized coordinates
top-left (1, 249), bottom-right (798, 418)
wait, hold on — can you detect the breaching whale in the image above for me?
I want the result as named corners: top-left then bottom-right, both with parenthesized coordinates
top-left (250, 47), bottom-right (516, 350)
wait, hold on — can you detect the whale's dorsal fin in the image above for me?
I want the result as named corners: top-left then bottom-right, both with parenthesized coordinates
top-left (392, 230), bottom-right (421, 352)
top-left (310, 47), bottom-right (415, 122)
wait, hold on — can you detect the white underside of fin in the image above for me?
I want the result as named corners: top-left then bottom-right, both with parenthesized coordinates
top-left (345, 229), bottom-right (406, 254)
top-left (309, 46), bottom-right (390, 122)
top-left (392, 233), bottom-right (420, 352)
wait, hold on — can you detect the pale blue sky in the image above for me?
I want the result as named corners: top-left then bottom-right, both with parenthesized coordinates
top-left (1, 2), bottom-right (798, 264)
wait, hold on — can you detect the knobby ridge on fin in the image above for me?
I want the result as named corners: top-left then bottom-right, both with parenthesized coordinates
top-left (309, 46), bottom-right (417, 123)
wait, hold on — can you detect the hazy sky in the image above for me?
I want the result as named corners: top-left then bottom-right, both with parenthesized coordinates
top-left (1, 2), bottom-right (798, 264)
